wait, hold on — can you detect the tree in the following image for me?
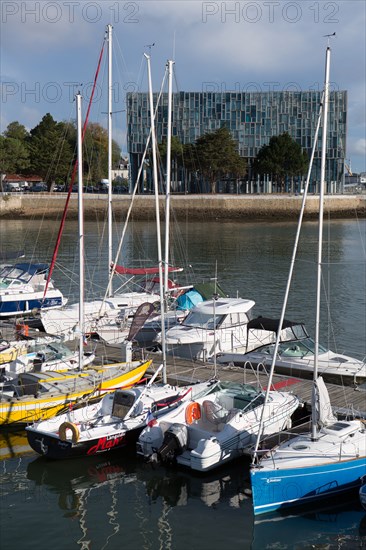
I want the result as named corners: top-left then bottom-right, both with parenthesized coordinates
top-left (194, 127), bottom-right (247, 193)
top-left (0, 122), bottom-right (31, 174)
top-left (4, 121), bottom-right (29, 141)
top-left (83, 122), bottom-right (121, 184)
top-left (253, 132), bottom-right (309, 191)
top-left (0, 135), bottom-right (30, 174)
top-left (28, 114), bottom-right (74, 185)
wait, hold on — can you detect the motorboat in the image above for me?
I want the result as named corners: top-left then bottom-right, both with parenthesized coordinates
top-left (215, 319), bottom-right (366, 386)
top-left (159, 298), bottom-right (277, 362)
top-left (136, 380), bottom-right (300, 472)
top-left (0, 356), bottom-right (152, 426)
top-left (0, 263), bottom-right (67, 318)
top-left (134, 282), bottom-right (226, 349)
top-left (26, 374), bottom-right (216, 459)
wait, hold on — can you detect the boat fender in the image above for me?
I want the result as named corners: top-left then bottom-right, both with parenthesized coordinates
top-left (59, 421), bottom-right (80, 444)
top-left (185, 401), bottom-right (201, 424)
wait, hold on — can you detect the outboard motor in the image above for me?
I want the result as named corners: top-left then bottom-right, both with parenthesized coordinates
top-left (156, 424), bottom-right (188, 463)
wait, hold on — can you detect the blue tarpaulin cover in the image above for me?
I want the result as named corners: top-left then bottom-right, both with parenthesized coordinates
top-left (176, 289), bottom-right (204, 310)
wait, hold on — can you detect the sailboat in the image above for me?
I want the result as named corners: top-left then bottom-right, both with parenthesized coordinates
top-left (26, 61), bottom-right (216, 458)
top-left (39, 25), bottom-right (175, 342)
top-left (250, 44), bottom-right (366, 516)
top-left (0, 94), bottom-right (152, 427)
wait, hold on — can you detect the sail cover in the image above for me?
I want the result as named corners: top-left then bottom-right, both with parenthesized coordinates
top-left (313, 376), bottom-right (337, 427)
top-left (127, 302), bottom-right (157, 341)
top-left (113, 265), bottom-right (183, 275)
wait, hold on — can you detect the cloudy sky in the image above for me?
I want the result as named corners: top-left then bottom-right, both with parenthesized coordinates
top-left (1, 0), bottom-right (365, 172)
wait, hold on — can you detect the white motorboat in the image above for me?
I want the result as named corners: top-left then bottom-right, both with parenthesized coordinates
top-left (159, 297), bottom-right (277, 361)
top-left (215, 318), bottom-right (366, 386)
top-left (136, 380), bottom-right (300, 472)
top-left (0, 262), bottom-right (67, 318)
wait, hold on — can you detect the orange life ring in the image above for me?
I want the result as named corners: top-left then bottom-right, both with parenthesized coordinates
top-left (59, 421), bottom-right (80, 444)
top-left (185, 401), bottom-right (201, 424)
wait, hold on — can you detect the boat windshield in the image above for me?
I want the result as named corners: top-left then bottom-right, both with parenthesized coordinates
top-left (257, 338), bottom-right (328, 358)
top-left (0, 266), bottom-right (31, 283)
top-left (277, 338), bottom-right (328, 357)
top-left (183, 311), bottom-right (225, 329)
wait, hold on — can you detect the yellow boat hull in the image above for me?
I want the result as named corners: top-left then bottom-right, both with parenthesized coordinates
top-left (0, 359), bottom-right (152, 426)
top-left (0, 345), bottom-right (27, 365)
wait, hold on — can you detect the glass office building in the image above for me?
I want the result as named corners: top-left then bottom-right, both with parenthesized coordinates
top-left (127, 90), bottom-right (347, 193)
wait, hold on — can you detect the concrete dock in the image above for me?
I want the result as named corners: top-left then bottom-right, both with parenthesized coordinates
top-left (1, 193), bottom-right (365, 221)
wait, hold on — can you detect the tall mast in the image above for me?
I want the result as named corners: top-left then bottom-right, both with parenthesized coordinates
top-left (312, 44), bottom-right (331, 439)
top-left (145, 53), bottom-right (167, 383)
top-left (251, 46), bottom-right (327, 462)
top-left (76, 93), bottom-right (85, 369)
top-left (164, 60), bottom-right (174, 297)
top-left (107, 23), bottom-right (113, 296)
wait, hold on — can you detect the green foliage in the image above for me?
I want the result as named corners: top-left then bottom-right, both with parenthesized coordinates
top-left (83, 123), bottom-right (121, 184)
top-left (28, 114), bottom-right (74, 184)
top-left (0, 115), bottom-right (121, 186)
top-left (1, 121), bottom-right (30, 174)
top-left (158, 136), bottom-right (184, 163)
top-left (194, 127), bottom-right (246, 193)
top-left (4, 121), bottom-right (29, 141)
top-left (0, 134), bottom-right (30, 173)
top-left (253, 132), bottom-right (308, 186)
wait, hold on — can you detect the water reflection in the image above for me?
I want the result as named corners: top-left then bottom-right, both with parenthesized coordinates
top-left (24, 451), bottom-right (254, 549)
top-left (26, 451), bottom-right (252, 513)
top-left (0, 430), bottom-right (32, 460)
top-left (0, 429), bottom-right (365, 549)
top-left (252, 499), bottom-right (366, 549)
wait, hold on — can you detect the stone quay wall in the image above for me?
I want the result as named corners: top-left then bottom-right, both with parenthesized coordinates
top-left (1, 193), bottom-right (365, 222)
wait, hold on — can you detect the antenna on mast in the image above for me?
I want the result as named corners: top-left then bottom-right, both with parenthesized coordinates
top-left (323, 32), bottom-right (336, 46)
top-left (144, 43), bottom-right (155, 54)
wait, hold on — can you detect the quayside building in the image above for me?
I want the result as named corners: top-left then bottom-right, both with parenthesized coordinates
top-left (127, 90), bottom-right (347, 194)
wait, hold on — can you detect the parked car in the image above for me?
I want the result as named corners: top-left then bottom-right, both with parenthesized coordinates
top-left (4, 182), bottom-right (26, 192)
top-left (53, 184), bottom-right (65, 192)
top-left (29, 183), bottom-right (48, 192)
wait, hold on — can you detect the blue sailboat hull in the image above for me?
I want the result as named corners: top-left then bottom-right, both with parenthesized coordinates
top-left (251, 458), bottom-right (366, 515)
top-left (0, 296), bottom-right (64, 317)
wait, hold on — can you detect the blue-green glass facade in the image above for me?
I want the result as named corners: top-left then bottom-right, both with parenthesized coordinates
top-left (127, 90), bottom-right (347, 192)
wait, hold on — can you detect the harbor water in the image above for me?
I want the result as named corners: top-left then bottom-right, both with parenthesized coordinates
top-left (0, 217), bottom-right (365, 549)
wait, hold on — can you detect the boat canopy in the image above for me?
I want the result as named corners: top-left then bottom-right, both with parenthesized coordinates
top-left (13, 263), bottom-right (49, 276)
top-left (247, 317), bottom-right (308, 338)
